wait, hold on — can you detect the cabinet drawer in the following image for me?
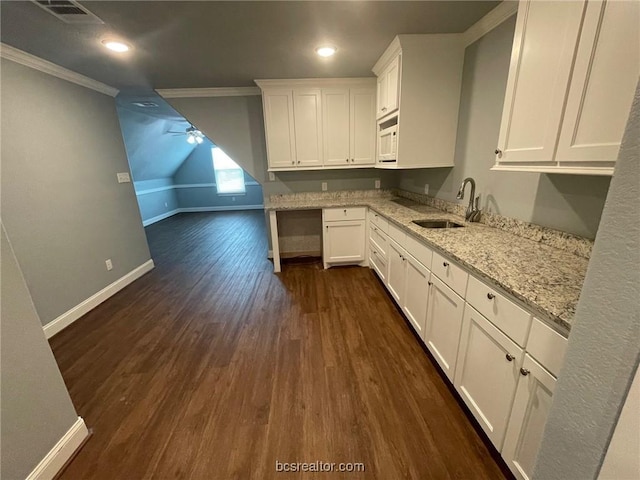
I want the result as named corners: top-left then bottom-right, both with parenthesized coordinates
top-left (369, 210), bottom-right (389, 233)
top-left (324, 207), bottom-right (366, 221)
top-left (432, 252), bottom-right (468, 298)
top-left (466, 275), bottom-right (532, 347)
top-left (526, 318), bottom-right (568, 378)
top-left (404, 234), bottom-right (433, 270)
top-left (388, 222), bottom-right (406, 244)
top-left (369, 224), bottom-right (388, 260)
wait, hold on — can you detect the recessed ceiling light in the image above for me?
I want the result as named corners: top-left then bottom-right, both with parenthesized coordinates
top-left (101, 39), bottom-right (131, 53)
top-left (315, 46), bottom-right (337, 57)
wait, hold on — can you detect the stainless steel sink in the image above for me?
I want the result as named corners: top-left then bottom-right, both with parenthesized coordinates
top-left (413, 219), bottom-right (464, 229)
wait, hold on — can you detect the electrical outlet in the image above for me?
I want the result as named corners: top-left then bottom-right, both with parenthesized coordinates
top-left (424, 184), bottom-right (430, 195)
top-left (375, 179), bottom-right (381, 189)
top-left (105, 259), bottom-right (113, 271)
top-left (268, 172), bottom-right (276, 181)
top-left (321, 182), bottom-right (328, 191)
top-left (116, 172), bottom-right (131, 183)
top-left (232, 197), bottom-right (236, 201)
top-left (164, 202), bottom-right (168, 208)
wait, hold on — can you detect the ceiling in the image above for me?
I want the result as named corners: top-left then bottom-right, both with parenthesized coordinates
top-left (0, 1), bottom-right (500, 93)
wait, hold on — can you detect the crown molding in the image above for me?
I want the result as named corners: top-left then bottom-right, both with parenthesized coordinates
top-left (254, 77), bottom-right (376, 89)
top-left (372, 37), bottom-right (402, 75)
top-left (0, 43), bottom-right (119, 97)
top-left (462, 1), bottom-right (519, 46)
top-left (156, 87), bottom-right (261, 98)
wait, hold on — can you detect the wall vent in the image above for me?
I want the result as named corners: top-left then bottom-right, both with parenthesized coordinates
top-left (33, 1), bottom-right (104, 24)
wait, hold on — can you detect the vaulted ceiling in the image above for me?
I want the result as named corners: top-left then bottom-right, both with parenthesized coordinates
top-left (1, 1), bottom-right (500, 92)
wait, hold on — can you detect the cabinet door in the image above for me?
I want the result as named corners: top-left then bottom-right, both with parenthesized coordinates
top-left (263, 89), bottom-right (297, 169)
top-left (322, 88), bottom-right (351, 166)
top-left (376, 74), bottom-right (387, 119)
top-left (496, 0), bottom-right (587, 164)
top-left (350, 88), bottom-right (376, 165)
top-left (403, 254), bottom-right (430, 340)
top-left (454, 305), bottom-right (523, 449)
top-left (502, 355), bottom-right (557, 480)
top-left (387, 239), bottom-right (406, 305)
top-left (324, 221), bottom-right (365, 265)
top-left (293, 89), bottom-right (323, 167)
top-left (424, 275), bottom-right (465, 381)
top-left (384, 55), bottom-right (401, 115)
top-left (556, 0), bottom-right (639, 166)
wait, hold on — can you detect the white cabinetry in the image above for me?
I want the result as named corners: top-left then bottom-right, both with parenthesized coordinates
top-left (454, 305), bottom-right (524, 448)
top-left (424, 275), bottom-right (465, 381)
top-left (387, 239), bottom-right (407, 304)
top-left (262, 89), bottom-right (297, 169)
top-left (293, 89), bottom-right (323, 167)
top-left (372, 35), bottom-right (465, 169)
top-left (494, 0), bottom-right (639, 175)
top-left (256, 79), bottom-right (376, 171)
top-left (376, 55), bottom-right (400, 118)
top-left (323, 88), bottom-right (376, 166)
top-left (322, 207), bottom-right (366, 268)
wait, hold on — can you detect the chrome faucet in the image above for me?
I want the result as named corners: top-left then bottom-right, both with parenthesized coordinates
top-left (456, 177), bottom-right (481, 222)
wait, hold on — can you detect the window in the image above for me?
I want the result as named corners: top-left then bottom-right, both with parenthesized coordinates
top-left (212, 147), bottom-right (246, 195)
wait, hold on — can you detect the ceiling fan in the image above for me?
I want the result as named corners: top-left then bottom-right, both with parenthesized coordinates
top-left (167, 125), bottom-right (205, 144)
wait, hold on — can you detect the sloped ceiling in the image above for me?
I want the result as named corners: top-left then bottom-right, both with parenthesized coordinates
top-left (116, 97), bottom-right (196, 181)
top-left (0, 1), bottom-right (500, 91)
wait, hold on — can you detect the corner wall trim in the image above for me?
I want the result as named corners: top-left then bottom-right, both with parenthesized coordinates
top-left (462, 1), bottom-right (518, 46)
top-left (26, 417), bottom-right (89, 480)
top-left (156, 87), bottom-right (261, 98)
top-left (0, 43), bottom-right (119, 97)
top-left (43, 260), bottom-right (155, 338)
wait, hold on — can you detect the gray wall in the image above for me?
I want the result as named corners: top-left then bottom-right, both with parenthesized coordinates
top-left (1, 58), bottom-right (152, 326)
top-left (1, 225), bottom-right (80, 480)
top-left (533, 83), bottom-right (640, 479)
top-left (134, 178), bottom-right (179, 223)
top-left (162, 94), bottom-right (398, 199)
top-left (173, 140), bottom-right (264, 209)
top-left (397, 16), bottom-right (611, 239)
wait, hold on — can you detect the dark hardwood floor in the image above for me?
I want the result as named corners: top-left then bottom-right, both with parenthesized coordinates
top-left (50, 211), bottom-right (506, 479)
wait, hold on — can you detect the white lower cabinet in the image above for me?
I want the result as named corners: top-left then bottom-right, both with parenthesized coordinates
top-left (502, 355), bottom-right (558, 480)
top-left (402, 253), bottom-right (430, 339)
top-left (454, 305), bottom-right (523, 449)
top-left (424, 275), bottom-right (465, 381)
top-left (323, 208), bottom-right (366, 268)
top-left (387, 239), bottom-right (407, 304)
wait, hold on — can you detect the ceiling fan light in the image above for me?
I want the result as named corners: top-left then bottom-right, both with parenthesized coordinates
top-left (195, 136), bottom-right (204, 144)
top-left (187, 135), bottom-right (196, 144)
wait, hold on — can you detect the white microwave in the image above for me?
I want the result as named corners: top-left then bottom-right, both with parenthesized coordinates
top-left (378, 123), bottom-right (397, 162)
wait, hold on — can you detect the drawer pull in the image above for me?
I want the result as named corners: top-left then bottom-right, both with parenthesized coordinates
top-left (443, 261), bottom-right (449, 267)
top-left (487, 293), bottom-right (495, 300)
top-left (428, 281), bottom-right (433, 286)
top-left (344, 209), bottom-right (347, 213)
top-left (346, 159), bottom-right (349, 162)
top-left (505, 353), bottom-right (515, 362)
top-left (520, 368), bottom-right (530, 376)
top-left (372, 226), bottom-right (377, 231)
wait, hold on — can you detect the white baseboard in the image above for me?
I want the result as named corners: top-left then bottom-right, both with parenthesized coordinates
top-left (43, 260), bottom-right (155, 338)
top-left (142, 209), bottom-right (180, 226)
top-left (179, 205), bottom-right (264, 213)
top-left (26, 417), bottom-right (89, 480)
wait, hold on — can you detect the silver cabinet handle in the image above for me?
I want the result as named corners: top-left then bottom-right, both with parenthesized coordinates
top-left (487, 293), bottom-right (495, 300)
top-left (505, 353), bottom-right (515, 362)
top-left (346, 158), bottom-right (349, 162)
top-left (343, 209), bottom-right (347, 214)
top-left (382, 107), bottom-right (387, 111)
top-left (297, 160), bottom-right (300, 164)
top-left (520, 368), bottom-right (530, 376)
top-left (443, 261), bottom-right (449, 267)
top-left (428, 281), bottom-right (433, 286)
top-left (372, 226), bottom-right (377, 231)
top-left (495, 149), bottom-right (503, 158)
top-left (351, 159), bottom-right (354, 162)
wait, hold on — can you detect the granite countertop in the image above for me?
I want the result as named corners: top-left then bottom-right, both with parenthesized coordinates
top-left (266, 196), bottom-right (588, 336)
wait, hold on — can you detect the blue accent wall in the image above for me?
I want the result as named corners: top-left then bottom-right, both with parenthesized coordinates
top-left (134, 179), bottom-right (180, 225)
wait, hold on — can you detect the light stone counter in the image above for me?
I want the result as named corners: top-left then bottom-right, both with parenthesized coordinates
top-left (266, 192), bottom-right (590, 336)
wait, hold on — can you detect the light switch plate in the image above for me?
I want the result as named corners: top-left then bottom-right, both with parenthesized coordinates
top-left (321, 182), bottom-right (327, 191)
top-left (424, 184), bottom-right (429, 195)
top-left (375, 179), bottom-right (381, 189)
top-left (105, 259), bottom-right (113, 271)
top-left (117, 172), bottom-right (131, 183)
top-left (268, 172), bottom-right (276, 181)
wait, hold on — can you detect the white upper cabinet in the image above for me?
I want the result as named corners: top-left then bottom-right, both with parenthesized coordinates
top-left (494, 0), bottom-right (639, 175)
top-left (262, 89), bottom-right (297, 169)
top-left (293, 89), bottom-right (323, 167)
top-left (372, 35), bottom-right (465, 169)
top-left (323, 87), bottom-right (376, 167)
top-left (376, 55), bottom-right (401, 118)
top-left (256, 79), bottom-right (376, 171)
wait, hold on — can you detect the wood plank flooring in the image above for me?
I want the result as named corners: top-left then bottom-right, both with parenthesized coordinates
top-left (50, 211), bottom-right (507, 479)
